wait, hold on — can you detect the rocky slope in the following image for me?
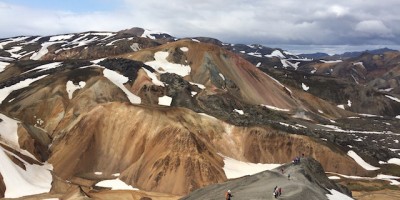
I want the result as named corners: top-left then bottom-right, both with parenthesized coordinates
top-left (182, 157), bottom-right (351, 200)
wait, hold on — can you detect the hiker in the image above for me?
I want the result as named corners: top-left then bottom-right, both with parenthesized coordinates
top-left (225, 189), bottom-right (233, 200)
top-left (273, 185), bottom-right (277, 197)
top-left (274, 188), bottom-right (279, 198)
top-left (288, 173), bottom-right (291, 180)
top-left (280, 168), bottom-right (284, 174)
top-left (278, 187), bottom-right (282, 196)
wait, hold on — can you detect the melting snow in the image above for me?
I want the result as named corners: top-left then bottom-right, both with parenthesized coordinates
top-left (0, 75), bottom-right (47, 104)
top-left (385, 95), bottom-right (400, 103)
top-left (219, 73), bottom-right (225, 80)
top-left (326, 189), bottom-right (354, 200)
top-left (0, 146), bottom-right (53, 198)
top-left (91, 58), bottom-right (106, 64)
top-left (30, 42), bottom-right (61, 60)
top-left (320, 60), bottom-right (342, 63)
top-left (66, 81), bottom-right (86, 99)
top-left (0, 61), bottom-right (9, 73)
top-left (23, 62), bottom-right (62, 74)
top-left (95, 178), bottom-right (139, 190)
top-left (191, 91), bottom-right (197, 97)
top-left (112, 173), bottom-right (120, 177)
top-left (220, 154), bottom-right (281, 179)
top-left (265, 50), bottom-right (286, 58)
top-left (347, 150), bottom-right (379, 170)
top-left (353, 62), bottom-right (365, 69)
top-left (143, 68), bottom-right (164, 86)
top-left (49, 34), bottom-right (74, 42)
top-left (233, 109), bottom-right (244, 115)
top-left (5, 46), bottom-right (23, 58)
top-left (145, 51), bottom-right (191, 77)
top-left (141, 29), bottom-right (161, 40)
top-left (180, 47), bottom-right (189, 52)
top-left (158, 96), bottom-right (172, 106)
top-left (302, 83), bottom-right (309, 91)
top-left (388, 158), bottom-right (400, 166)
top-left (190, 82), bottom-right (206, 89)
top-left (262, 104), bottom-right (290, 112)
top-left (103, 69), bottom-right (141, 104)
top-left (327, 172), bottom-right (400, 186)
top-left (0, 113), bottom-right (19, 147)
top-left (0, 36), bottom-right (28, 50)
top-left (337, 105), bottom-right (345, 109)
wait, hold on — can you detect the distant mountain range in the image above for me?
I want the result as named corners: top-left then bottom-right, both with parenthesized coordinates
top-left (299, 47), bottom-right (399, 60)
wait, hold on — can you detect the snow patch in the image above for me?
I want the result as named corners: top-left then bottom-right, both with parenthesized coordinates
top-left (387, 158), bottom-right (400, 166)
top-left (190, 82), bottom-right (206, 89)
top-left (30, 42), bottom-right (61, 60)
top-left (262, 104), bottom-right (290, 112)
top-left (220, 154), bottom-right (281, 179)
top-left (233, 109), bottom-right (244, 115)
top-left (103, 69), bottom-right (141, 104)
top-left (328, 176), bottom-right (341, 180)
top-left (347, 100), bottom-right (352, 107)
top-left (302, 83), bottom-right (309, 91)
top-left (143, 68), bottom-right (164, 86)
top-left (191, 39), bottom-right (200, 43)
top-left (0, 75), bottom-right (47, 104)
top-left (158, 96), bottom-right (172, 106)
top-left (337, 105), bottom-right (345, 109)
top-left (265, 50), bottom-right (286, 58)
top-left (0, 146), bottom-right (53, 198)
top-left (0, 61), bottom-right (9, 73)
top-left (145, 51), bottom-right (191, 77)
top-left (49, 34), bottom-right (74, 41)
top-left (385, 95), bottom-right (400, 103)
top-left (347, 150), bottom-right (379, 170)
top-left (326, 189), bottom-right (354, 200)
top-left (23, 62), bottom-right (62, 74)
top-left (256, 62), bottom-right (261, 67)
top-left (66, 81), bottom-right (86, 99)
top-left (320, 60), bottom-right (342, 63)
top-left (180, 47), bottom-right (189, 52)
top-left (94, 172), bottom-right (103, 175)
top-left (219, 73), bottom-right (225, 80)
top-left (95, 178), bottom-right (139, 190)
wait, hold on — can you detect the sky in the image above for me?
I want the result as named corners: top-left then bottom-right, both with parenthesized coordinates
top-left (1, 0), bottom-right (400, 53)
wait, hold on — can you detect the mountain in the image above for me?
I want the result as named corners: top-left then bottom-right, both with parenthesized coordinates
top-left (298, 52), bottom-right (330, 59)
top-left (0, 28), bottom-right (399, 199)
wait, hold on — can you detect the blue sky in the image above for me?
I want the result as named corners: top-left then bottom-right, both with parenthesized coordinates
top-left (0, 0), bottom-right (399, 53)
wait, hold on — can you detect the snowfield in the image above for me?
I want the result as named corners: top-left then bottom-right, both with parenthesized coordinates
top-left (221, 154), bottom-right (281, 179)
top-left (95, 178), bottom-right (139, 190)
top-left (145, 51), bottom-right (191, 77)
top-left (0, 147), bottom-right (53, 198)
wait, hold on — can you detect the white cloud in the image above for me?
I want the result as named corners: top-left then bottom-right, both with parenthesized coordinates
top-left (0, 0), bottom-right (399, 46)
top-left (355, 20), bottom-right (393, 37)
